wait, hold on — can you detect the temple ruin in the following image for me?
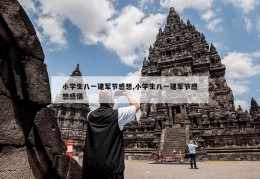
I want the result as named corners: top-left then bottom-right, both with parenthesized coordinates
top-left (51, 7), bottom-right (260, 162)
top-left (49, 7), bottom-right (260, 162)
top-left (123, 7), bottom-right (260, 161)
top-left (51, 64), bottom-right (90, 158)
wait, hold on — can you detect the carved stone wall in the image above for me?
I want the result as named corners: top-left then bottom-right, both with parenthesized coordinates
top-left (124, 7), bottom-right (260, 161)
top-left (0, 0), bottom-right (82, 178)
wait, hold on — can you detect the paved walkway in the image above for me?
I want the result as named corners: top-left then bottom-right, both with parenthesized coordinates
top-left (124, 160), bottom-right (260, 179)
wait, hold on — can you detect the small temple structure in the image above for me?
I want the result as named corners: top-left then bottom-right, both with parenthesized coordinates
top-left (51, 64), bottom-right (90, 157)
top-left (123, 7), bottom-right (260, 161)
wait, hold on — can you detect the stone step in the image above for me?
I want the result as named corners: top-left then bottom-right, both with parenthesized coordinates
top-left (164, 147), bottom-right (185, 150)
top-left (164, 146), bottom-right (184, 148)
top-left (162, 127), bottom-right (186, 159)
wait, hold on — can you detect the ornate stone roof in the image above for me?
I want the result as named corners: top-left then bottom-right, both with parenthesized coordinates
top-left (71, 64), bottom-right (82, 76)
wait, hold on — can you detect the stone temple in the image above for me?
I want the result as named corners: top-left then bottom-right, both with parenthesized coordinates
top-left (51, 7), bottom-right (260, 161)
top-left (52, 64), bottom-right (90, 157)
top-left (123, 7), bottom-right (260, 161)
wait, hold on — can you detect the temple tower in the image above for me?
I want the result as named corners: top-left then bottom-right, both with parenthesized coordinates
top-left (52, 64), bottom-right (90, 156)
top-left (124, 7), bottom-right (260, 161)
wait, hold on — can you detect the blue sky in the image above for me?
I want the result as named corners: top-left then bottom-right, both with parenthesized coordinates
top-left (18, 0), bottom-right (260, 111)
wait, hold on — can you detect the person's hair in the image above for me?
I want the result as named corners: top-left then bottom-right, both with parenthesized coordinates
top-left (99, 89), bottom-right (113, 106)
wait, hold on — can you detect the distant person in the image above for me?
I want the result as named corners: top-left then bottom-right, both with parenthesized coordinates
top-left (82, 89), bottom-right (140, 179)
top-left (188, 140), bottom-right (198, 169)
top-left (157, 147), bottom-right (163, 162)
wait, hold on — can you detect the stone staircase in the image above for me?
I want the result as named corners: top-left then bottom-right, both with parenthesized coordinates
top-left (161, 125), bottom-right (186, 162)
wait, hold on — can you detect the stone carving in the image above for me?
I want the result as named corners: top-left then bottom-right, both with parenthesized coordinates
top-left (0, 0), bottom-right (82, 178)
top-left (124, 7), bottom-right (260, 161)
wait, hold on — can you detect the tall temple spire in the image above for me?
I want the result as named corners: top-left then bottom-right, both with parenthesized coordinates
top-left (187, 19), bottom-right (191, 25)
top-left (71, 64), bottom-right (82, 76)
top-left (250, 97), bottom-right (260, 117)
top-left (169, 7), bottom-right (176, 13)
top-left (166, 7), bottom-right (180, 26)
top-left (168, 7), bottom-right (178, 17)
top-left (210, 43), bottom-right (216, 53)
top-left (143, 6), bottom-right (233, 109)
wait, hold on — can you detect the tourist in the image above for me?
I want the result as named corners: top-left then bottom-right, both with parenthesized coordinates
top-left (188, 140), bottom-right (198, 169)
top-left (157, 147), bottom-right (163, 162)
top-left (82, 89), bottom-right (140, 179)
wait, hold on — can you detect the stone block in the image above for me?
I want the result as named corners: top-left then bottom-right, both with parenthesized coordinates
top-left (0, 0), bottom-right (44, 60)
top-left (8, 47), bottom-right (25, 100)
top-left (0, 59), bottom-right (12, 98)
top-left (0, 95), bottom-right (25, 145)
top-left (34, 108), bottom-right (66, 161)
top-left (0, 146), bottom-right (42, 179)
top-left (28, 145), bottom-right (50, 174)
top-left (53, 155), bottom-right (82, 179)
top-left (22, 57), bottom-right (51, 104)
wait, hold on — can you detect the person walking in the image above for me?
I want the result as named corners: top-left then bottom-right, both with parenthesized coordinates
top-left (82, 89), bottom-right (139, 179)
top-left (188, 140), bottom-right (198, 169)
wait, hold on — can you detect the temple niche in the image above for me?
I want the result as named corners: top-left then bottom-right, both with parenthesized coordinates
top-left (124, 7), bottom-right (260, 161)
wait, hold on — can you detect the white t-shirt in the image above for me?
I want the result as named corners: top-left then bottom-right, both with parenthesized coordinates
top-left (87, 105), bottom-right (137, 131)
top-left (188, 144), bottom-right (198, 154)
top-left (118, 105), bottom-right (137, 131)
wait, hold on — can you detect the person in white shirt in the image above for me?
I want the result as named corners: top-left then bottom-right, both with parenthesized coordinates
top-left (188, 140), bottom-right (198, 169)
top-left (83, 89), bottom-right (139, 179)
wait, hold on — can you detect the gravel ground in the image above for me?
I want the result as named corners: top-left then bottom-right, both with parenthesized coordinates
top-left (124, 160), bottom-right (260, 179)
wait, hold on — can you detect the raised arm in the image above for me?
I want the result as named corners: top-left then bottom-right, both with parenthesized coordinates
top-left (124, 90), bottom-right (140, 112)
top-left (194, 140), bottom-right (198, 147)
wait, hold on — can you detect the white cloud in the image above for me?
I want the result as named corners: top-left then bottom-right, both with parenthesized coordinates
top-left (35, 28), bottom-right (44, 43)
top-left (37, 15), bottom-right (67, 48)
top-left (251, 51), bottom-right (260, 58)
top-left (103, 6), bottom-right (164, 66)
top-left (212, 42), bottom-right (221, 50)
top-left (201, 10), bottom-right (222, 33)
top-left (234, 99), bottom-right (249, 111)
top-left (227, 80), bottom-right (250, 95)
top-left (126, 67), bottom-right (142, 78)
top-left (56, 72), bottom-right (67, 76)
top-left (18, 0), bottom-right (38, 13)
top-left (257, 18), bottom-right (260, 29)
top-left (160, 0), bottom-right (214, 12)
top-left (222, 51), bottom-right (260, 79)
top-left (201, 9), bottom-right (216, 21)
top-left (243, 17), bottom-right (252, 32)
top-left (257, 18), bottom-right (260, 38)
top-left (206, 18), bottom-right (222, 32)
top-left (258, 98), bottom-right (260, 102)
top-left (227, 0), bottom-right (259, 13)
top-left (22, 0), bottom-right (114, 50)
top-left (37, 0), bottom-right (115, 45)
top-left (222, 51), bottom-right (260, 95)
top-left (139, 0), bottom-right (154, 10)
top-left (21, 1), bottom-right (164, 66)
top-left (212, 42), bottom-right (228, 53)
